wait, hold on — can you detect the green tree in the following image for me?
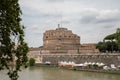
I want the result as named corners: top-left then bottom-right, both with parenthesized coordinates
top-left (0, 0), bottom-right (28, 80)
top-left (104, 33), bottom-right (116, 40)
top-left (105, 41), bottom-right (118, 52)
top-left (116, 28), bottom-right (120, 51)
top-left (29, 58), bottom-right (35, 66)
top-left (97, 28), bottom-right (120, 52)
top-left (96, 42), bottom-right (106, 52)
top-left (104, 33), bottom-right (116, 53)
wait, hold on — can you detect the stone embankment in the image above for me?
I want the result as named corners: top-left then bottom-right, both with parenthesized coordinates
top-left (40, 53), bottom-right (120, 66)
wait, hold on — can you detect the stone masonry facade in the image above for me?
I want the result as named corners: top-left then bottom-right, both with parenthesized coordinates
top-left (40, 26), bottom-right (99, 54)
top-left (28, 26), bottom-right (120, 66)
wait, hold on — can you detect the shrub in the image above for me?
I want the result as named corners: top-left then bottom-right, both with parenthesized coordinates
top-left (29, 58), bottom-right (35, 66)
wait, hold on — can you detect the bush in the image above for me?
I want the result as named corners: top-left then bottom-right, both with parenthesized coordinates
top-left (29, 58), bottom-right (35, 66)
top-left (93, 64), bottom-right (98, 69)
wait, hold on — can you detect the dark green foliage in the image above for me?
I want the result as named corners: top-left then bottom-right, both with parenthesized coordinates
top-left (93, 64), bottom-right (98, 69)
top-left (96, 42), bottom-right (106, 52)
top-left (116, 28), bottom-right (120, 50)
top-left (73, 67), bottom-right (77, 71)
top-left (39, 46), bottom-right (43, 48)
top-left (105, 41), bottom-right (118, 52)
top-left (29, 58), bottom-right (35, 66)
top-left (104, 33), bottom-right (116, 40)
top-left (0, 0), bottom-right (28, 80)
top-left (97, 39), bottom-right (118, 52)
top-left (97, 28), bottom-right (120, 52)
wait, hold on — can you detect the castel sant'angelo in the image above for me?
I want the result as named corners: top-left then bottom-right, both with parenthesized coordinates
top-left (28, 26), bottom-right (120, 65)
top-left (28, 25), bottom-right (120, 67)
top-left (29, 24), bottom-right (99, 54)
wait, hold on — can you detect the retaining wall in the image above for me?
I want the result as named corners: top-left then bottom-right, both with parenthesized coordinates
top-left (39, 53), bottom-right (120, 66)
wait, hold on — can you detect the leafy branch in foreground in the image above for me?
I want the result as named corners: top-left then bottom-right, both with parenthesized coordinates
top-left (0, 0), bottom-right (28, 80)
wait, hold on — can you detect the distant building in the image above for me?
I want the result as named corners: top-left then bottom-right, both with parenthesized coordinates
top-left (29, 25), bottom-right (99, 56)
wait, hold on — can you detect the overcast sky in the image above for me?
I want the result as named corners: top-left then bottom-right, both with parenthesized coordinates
top-left (19, 0), bottom-right (120, 47)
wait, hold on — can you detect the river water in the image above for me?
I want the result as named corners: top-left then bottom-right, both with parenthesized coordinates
top-left (0, 66), bottom-right (120, 80)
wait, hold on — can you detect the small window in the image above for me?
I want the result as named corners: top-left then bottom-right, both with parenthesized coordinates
top-left (64, 36), bottom-right (67, 37)
top-left (58, 36), bottom-right (62, 40)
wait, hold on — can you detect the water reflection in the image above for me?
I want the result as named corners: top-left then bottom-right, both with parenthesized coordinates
top-left (0, 66), bottom-right (120, 80)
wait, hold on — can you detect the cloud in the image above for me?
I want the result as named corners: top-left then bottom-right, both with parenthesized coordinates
top-left (19, 0), bottom-right (120, 47)
top-left (45, 0), bottom-right (65, 2)
top-left (96, 9), bottom-right (120, 23)
top-left (78, 9), bottom-right (120, 24)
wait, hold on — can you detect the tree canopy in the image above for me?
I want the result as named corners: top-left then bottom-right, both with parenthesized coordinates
top-left (0, 0), bottom-right (28, 80)
top-left (116, 28), bottom-right (120, 50)
top-left (104, 33), bottom-right (116, 41)
top-left (97, 28), bottom-right (120, 53)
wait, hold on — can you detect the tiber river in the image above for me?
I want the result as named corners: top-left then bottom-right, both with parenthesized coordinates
top-left (0, 66), bottom-right (120, 80)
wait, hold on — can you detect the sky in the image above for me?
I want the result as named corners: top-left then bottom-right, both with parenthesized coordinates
top-left (19, 0), bottom-right (120, 47)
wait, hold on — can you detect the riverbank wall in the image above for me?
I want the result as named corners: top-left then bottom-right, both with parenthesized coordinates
top-left (40, 53), bottom-right (120, 66)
